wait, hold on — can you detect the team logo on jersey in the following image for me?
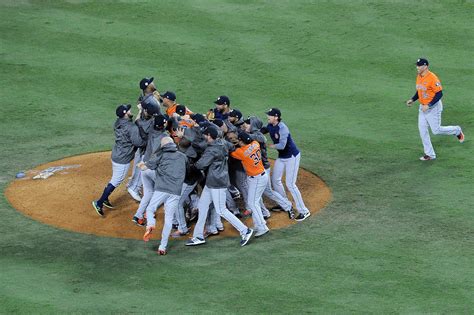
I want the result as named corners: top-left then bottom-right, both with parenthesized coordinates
top-left (275, 133), bottom-right (279, 139)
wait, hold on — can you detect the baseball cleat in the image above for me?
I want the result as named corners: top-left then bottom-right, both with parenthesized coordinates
top-left (102, 200), bottom-right (114, 209)
top-left (270, 205), bottom-right (283, 212)
top-left (288, 208), bottom-right (296, 220)
top-left (419, 155), bottom-right (436, 161)
top-left (255, 227), bottom-right (270, 238)
top-left (143, 226), bottom-right (154, 242)
top-left (185, 237), bottom-right (206, 246)
top-left (157, 249), bottom-right (167, 256)
top-left (127, 187), bottom-right (142, 202)
top-left (132, 216), bottom-right (146, 227)
top-left (92, 201), bottom-right (104, 217)
top-left (240, 228), bottom-right (254, 247)
top-left (457, 130), bottom-right (465, 143)
top-left (295, 212), bottom-right (311, 222)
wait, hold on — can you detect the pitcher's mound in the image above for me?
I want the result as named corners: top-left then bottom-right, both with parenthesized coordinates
top-left (5, 152), bottom-right (331, 241)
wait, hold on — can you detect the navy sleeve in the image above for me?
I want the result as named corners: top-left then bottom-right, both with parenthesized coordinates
top-left (411, 91), bottom-right (419, 102)
top-left (428, 90), bottom-right (443, 107)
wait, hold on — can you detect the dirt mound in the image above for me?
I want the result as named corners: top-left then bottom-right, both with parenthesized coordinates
top-left (5, 152), bottom-right (331, 241)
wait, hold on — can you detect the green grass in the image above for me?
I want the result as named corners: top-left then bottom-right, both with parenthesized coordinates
top-left (1, 0), bottom-right (473, 313)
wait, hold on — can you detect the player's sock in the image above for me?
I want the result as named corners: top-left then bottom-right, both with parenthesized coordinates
top-left (97, 183), bottom-right (116, 208)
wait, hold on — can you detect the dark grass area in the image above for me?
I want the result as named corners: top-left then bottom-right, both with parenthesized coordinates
top-left (1, 0), bottom-right (473, 313)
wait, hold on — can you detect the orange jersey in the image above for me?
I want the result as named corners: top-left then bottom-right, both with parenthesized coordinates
top-left (231, 141), bottom-right (265, 177)
top-left (416, 70), bottom-right (442, 105)
top-left (166, 104), bottom-right (193, 117)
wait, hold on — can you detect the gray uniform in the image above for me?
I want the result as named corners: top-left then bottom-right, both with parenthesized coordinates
top-left (144, 143), bottom-right (187, 251)
top-left (109, 118), bottom-right (145, 187)
top-left (133, 128), bottom-right (169, 219)
top-left (192, 138), bottom-right (249, 240)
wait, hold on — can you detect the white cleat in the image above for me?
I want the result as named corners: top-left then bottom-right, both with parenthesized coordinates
top-left (127, 187), bottom-right (142, 202)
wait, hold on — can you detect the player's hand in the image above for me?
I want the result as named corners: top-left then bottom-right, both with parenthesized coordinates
top-left (421, 104), bottom-right (429, 112)
top-left (406, 99), bottom-right (413, 107)
top-left (175, 127), bottom-right (185, 138)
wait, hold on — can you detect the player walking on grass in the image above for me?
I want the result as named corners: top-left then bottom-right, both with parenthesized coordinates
top-left (92, 104), bottom-right (145, 216)
top-left (406, 58), bottom-right (465, 161)
top-left (230, 132), bottom-right (270, 237)
top-left (186, 126), bottom-right (253, 247)
top-left (265, 108), bottom-right (310, 221)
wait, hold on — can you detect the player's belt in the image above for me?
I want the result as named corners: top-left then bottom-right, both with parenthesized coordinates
top-left (250, 171), bottom-right (265, 178)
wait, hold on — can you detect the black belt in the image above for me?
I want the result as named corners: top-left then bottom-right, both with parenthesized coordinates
top-left (250, 171), bottom-right (265, 178)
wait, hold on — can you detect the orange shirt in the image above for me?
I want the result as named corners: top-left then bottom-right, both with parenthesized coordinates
top-left (416, 70), bottom-right (442, 105)
top-left (166, 104), bottom-right (193, 117)
top-left (231, 141), bottom-right (265, 177)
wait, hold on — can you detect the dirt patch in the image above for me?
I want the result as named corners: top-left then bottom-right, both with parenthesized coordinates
top-left (5, 152), bottom-right (331, 241)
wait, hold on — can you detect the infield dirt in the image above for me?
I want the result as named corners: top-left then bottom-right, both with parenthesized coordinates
top-left (5, 152), bottom-right (331, 241)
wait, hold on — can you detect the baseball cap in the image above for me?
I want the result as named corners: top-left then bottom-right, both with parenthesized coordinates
top-left (116, 104), bottom-right (131, 118)
top-left (214, 95), bottom-right (230, 106)
top-left (141, 95), bottom-right (160, 115)
top-left (139, 77), bottom-right (154, 90)
top-left (213, 119), bottom-right (224, 127)
top-left (190, 113), bottom-right (206, 124)
top-left (154, 114), bottom-right (168, 129)
top-left (229, 109), bottom-right (243, 120)
top-left (244, 117), bottom-right (251, 125)
top-left (265, 108), bottom-right (281, 117)
top-left (161, 91), bottom-right (176, 101)
top-left (416, 58), bottom-right (429, 66)
top-left (203, 126), bottom-right (219, 139)
top-left (176, 104), bottom-right (186, 116)
top-left (238, 131), bottom-right (252, 144)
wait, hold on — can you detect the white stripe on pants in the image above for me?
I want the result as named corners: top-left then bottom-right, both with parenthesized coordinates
top-left (193, 186), bottom-right (247, 240)
top-left (418, 101), bottom-right (461, 158)
top-left (133, 169), bottom-right (155, 219)
top-left (144, 190), bottom-right (180, 251)
top-left (110, 161), bottom-right (131, 187)
top-left (247, 172), bottom-right (269, 231)
top-left (272, 153), bottom-right (309, 214)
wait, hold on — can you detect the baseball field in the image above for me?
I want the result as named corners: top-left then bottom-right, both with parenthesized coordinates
top-left (1, 0), bottom-right (473, 313)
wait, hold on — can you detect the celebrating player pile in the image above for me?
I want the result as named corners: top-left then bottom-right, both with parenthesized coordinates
top-left (91, 77), bottom-right (313, 255)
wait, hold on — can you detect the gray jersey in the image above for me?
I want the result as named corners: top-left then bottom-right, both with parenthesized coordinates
top-left (195, 138), bottom-right (230, 189)
top-left (145, 143), bottom-right (187, 196)
top-left (142, 129), bottom-right (168, 163)
top-left (111, 118), bottom-right (146, 164)
top-left (247, 116), bottom-right (270, 169)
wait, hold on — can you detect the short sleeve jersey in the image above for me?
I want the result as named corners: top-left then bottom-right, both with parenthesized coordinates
top-left (230, 141), bottom-right (265, 177)
top-left (416, 71), bottom-right (442, 105)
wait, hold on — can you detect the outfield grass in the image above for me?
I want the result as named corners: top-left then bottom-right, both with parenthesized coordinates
top-left (1, 0), bottom-right (473, 313)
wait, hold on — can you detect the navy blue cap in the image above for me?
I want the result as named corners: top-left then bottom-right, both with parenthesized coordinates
top-left (191, 113), bottom-right (206, 124)
top-left (176, 105), bottom-right (186, 116)
top-left (238, 131), bottom-right (252, 144)
top-left (203, 126), bottom-right (219, 139)
top-left (116, 104), bottom-right (131, 118)
top-left (229, 109), bottom-right (242, 119)
top-left (214, 95), bottom-right (230, 106)
top-left (265, 108), bottom-right (281, 117)
top-left (416, 58), bottom-right (429, 66)
top-left (139, 77), bottom-right (154, 90)
top-left (213, 119), bottom-right (224, 127)
top-left (161, 91), bottom-right (176, 101)
top-left (154, 114), bottom-right (168, 130)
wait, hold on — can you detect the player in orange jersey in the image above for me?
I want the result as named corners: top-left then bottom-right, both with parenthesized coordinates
top-left (231, 132), bottom-right (270, 237)
top-left (406, 58), bottom-right (464, 161)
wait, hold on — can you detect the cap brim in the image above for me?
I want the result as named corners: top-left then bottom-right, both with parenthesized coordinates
top-left (125, 104), bottom-right (132, 111)
top-left (149, 77), bottom-right (154, 83)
